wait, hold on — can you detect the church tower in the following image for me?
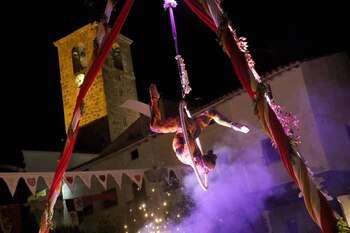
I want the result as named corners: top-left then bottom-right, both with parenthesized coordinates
top-left (54, 23), bottom-right (140, 153)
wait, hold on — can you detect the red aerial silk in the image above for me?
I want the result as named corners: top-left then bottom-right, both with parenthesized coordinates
top-left (183, 0), bottom-right (337, 232)
top-left (38, 0), bottom-right (135, 232)
top-left (183, 0), bottom-right (254, 99)
top-left (39, 0), bottom-right (339, 232)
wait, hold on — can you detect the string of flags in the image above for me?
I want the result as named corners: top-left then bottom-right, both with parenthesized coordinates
top-left (0, 166), bottom-right (185, 197)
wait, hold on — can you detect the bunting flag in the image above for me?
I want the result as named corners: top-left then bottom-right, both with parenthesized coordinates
top-left (78, 172), bottom-right (93, 190)
top-left (63, 175), bottom-right (76, 193)
top-left (181, 0), bottom-right (349, 232)
top-left (43, 173), bottom-right (54, 191)
top-left (2, 176), bottom-right (20, 197)
top-left (0, 167), bottom-right (186, 199)
top-left (109, 171), bottom-right (123, 188)
top-left (126, 170), bottom-right (146, 189)
top-left (97, 174), bottom-right (108, 190)
top-left (22, 174), bottom-right (38, 196)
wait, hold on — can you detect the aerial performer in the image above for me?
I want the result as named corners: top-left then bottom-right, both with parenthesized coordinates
top-left (149, 83), bottom-right (249, 175)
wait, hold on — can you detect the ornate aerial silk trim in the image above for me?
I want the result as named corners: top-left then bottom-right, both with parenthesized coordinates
top-left (182, 0), bottom-right (347, 232)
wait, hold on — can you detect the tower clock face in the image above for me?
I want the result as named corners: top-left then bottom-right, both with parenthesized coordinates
top-left (75, 73), bottom-right (85, 88)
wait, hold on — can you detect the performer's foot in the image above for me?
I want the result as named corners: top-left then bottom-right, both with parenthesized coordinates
top-left (231, 122), bottom-right (250, 133)
top-left (149, 84), bottom-right (160, 99)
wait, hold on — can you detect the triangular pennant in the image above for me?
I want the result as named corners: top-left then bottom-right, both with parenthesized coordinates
top-left (42, 173), bottom-right (54, 189)
top-left (126, 170), bottom-right (145, 189)
top-left (2, 175), bottom-right (20, 197)
top-left (22, 174), bottom-right (38, 195)
top-left (77, 173), bottom-right (92, 190)
top-left (110, 171), bottom-right (123, 188)
top-left (63, 175), bottom-right (76, 193)
top-left (95, 173), bottom-right (108, 190)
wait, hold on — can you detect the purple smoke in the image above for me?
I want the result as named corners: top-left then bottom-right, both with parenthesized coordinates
top-left (163, 142), bottom-right (275, 233)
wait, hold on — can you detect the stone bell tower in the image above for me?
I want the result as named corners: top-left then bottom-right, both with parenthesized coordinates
top-left (54, 22), bottom-right (140, 153)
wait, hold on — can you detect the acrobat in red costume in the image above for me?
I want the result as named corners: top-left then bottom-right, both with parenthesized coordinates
top-left (149, 83), bottom-right (249, 175)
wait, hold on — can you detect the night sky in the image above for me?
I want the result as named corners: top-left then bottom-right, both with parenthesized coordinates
top-left (9, 0), bottom-right (349, 152)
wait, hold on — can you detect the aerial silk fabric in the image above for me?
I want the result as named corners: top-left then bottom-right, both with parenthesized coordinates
top-left (38, 0), bottom-right (134, 232)
top-left (182, 0), bottom-right (338, 232)
top-left (39, 0), bottom-right (344, 232)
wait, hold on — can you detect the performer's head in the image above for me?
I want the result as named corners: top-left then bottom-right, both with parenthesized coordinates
top-left (196, 150), bottom-right (217, 175)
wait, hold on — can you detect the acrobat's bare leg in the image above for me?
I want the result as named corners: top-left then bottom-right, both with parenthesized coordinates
top-left (149, 84), bottom-right (180, 134)
top-left (150, 84), bottom-right (161, 128)
top-left (198, 108), bottom-right (249, 133)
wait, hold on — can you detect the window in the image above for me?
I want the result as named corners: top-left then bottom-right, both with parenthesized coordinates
top-left (261, 138), bottom-right (280, 164)
top-left (131, 149), bottom-right (139, 160)
top-left (111, 43), bottom-right (123, 70)
top-left (72, 45), bottom-right (87, 74)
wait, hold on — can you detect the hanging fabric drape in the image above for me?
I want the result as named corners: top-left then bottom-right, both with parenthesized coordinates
top-left (182, 0), bottom-right (345, 232)
top-left (38, 0), bottom-right (135, 232)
